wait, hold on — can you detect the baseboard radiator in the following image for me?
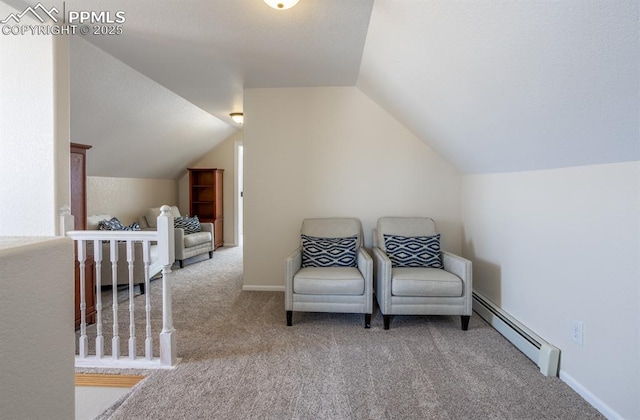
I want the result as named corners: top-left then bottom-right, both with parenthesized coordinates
top-left (472, 291), bottom-right (560, 377)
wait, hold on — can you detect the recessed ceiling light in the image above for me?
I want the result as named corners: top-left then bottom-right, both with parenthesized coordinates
top-left (263, 0), bottom-right (299, 10)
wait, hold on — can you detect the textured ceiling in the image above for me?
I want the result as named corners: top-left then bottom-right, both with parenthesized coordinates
top-left (358, 0), bottom-right (639, 173)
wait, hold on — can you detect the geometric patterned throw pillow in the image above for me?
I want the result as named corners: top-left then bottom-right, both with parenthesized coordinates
top-left (98, 217), bottom-right (125, 231)
top-left (383, 234), bottom-right (443, 268)
top-left (122, 221), bottom-right (140, 231)
top-left (174, 216), bottom-right (201, 235)
top-left (301, 235), bottom-right (357, 268)
top-left (97, 218), bottom-right (139, 238)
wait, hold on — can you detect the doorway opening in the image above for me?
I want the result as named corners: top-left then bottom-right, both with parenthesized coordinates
top-left (234, 141), bottom-right (243, 247)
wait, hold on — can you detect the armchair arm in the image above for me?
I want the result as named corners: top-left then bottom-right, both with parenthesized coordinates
top-left (284, 247), bottom-right (302, 310)
top-left (442, 251), bottom-right (473, 314)
top-left (357, 247), bottom-right (373, 314)
top-left (200, 223), bottom-right (215, 248)
top-left (372, 246), bottom-right (392, 314)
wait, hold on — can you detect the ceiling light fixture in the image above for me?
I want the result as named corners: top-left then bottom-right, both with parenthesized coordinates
top-left (230, 112), bottom-right (244, 125)
top-left (263, 0), bottom-right (299, 10)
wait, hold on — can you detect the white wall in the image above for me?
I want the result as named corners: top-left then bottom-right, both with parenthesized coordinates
top-left (87, 176), bottom-right (178, 225)
top-left (0, 237), bottom-right (75, 420)
top-left (243, 87), bottom-right (462, 289)
top-left (0, 3), bottom-right (69, 236)
top-left (462, 161), bottom-right (640, 419)
top-left (53, 35), bottom-right (71, 234)
top-left (178, 131), bottom-right (242, 245)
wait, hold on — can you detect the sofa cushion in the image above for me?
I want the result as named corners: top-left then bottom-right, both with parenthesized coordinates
top-left (174, 216), bottom-right (201, 234)
top-left (391, 267), bottom-right (462, 297)
top-left (383, 234), bottom-right (443, 268)
top-left (145, 206), bottom-right (181, 229)
top-left (294, 267), bottom-right (364, 295)
top-left (183, 231), bottom-right (212, 248)
top-left (301, 235), bottom-right (357, 268)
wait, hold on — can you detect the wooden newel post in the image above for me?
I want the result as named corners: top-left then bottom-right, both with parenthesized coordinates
top-left (157, 205), bottom-right (177, 366)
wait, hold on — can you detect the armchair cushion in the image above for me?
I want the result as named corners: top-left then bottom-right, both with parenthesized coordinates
top-left (383, 234), bottom-right (443, 268)
top-left (302, 218), bottom-right (363, 248)
top-left (144, 205), bottom-right (181, 229)
top-left (183, 231), bottom-right (213, 248)
top-left (301, 234), bottom-right (357, 267)
top-left (391, 267), bottom-right (462, 297)
top-left (294, 267), bottom-right (364, 295)
top-left (376, 217), bottom-right (437, 251)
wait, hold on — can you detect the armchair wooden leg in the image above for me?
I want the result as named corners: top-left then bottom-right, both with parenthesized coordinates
top-left (286, 311), bottom-right (293, 326)
top-left (179, 260), bottom-right (184, 268)
top-left (383, 315), bottom-right (391, 330)
top-left (139, 283), bottom-right (145, 295)
top-left (461, 315), bottom-right (470, 331)
top-left (364, 314), bottom-right (371, 329)
top-left (209, 251), bottom-right (213, 259)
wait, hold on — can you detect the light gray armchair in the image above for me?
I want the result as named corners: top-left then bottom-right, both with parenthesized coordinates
top-left (285, 218), bottom-right (373, 328)
top-left (139, 206), bottom-right (214, 268)
top-left (373, 217), bottom-right (472, 330)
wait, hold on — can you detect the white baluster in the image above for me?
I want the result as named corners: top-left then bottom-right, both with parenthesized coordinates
top-left (78, 239), bottom-right (88, 359)
top-left (127, 240), bottom-right (136, 360)
top-left (110, 240), bottom-right (120, 359)
top-left (143, 240), bottom-right (153, 360)
top-left (93, 240), bottom-right (104, 359)
top-left (157, 205), bottom-right (176, 366)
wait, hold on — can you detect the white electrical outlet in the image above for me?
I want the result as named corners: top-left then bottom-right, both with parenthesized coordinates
top-left (570, 321), bottom-right (584, 346)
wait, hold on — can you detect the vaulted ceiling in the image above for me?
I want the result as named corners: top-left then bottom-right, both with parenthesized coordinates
top-left (9, 0), bottom-right (640, 177)
top-left (358, 1), bottom-right (639, 173)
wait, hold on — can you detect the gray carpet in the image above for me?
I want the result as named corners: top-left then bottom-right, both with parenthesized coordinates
top-left (86, 246), bottom-right (603, 420)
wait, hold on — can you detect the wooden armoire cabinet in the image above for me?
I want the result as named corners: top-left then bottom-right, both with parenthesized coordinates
top-left (188, 168), bottom-right (224, 249)
top-left (70, 143), bottom-right (96, 328)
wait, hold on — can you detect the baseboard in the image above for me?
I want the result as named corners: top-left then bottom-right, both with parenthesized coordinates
top-left (559, 370), bottom-right (622, 420)
top-left (242, 285), bottom-right (285, 292)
